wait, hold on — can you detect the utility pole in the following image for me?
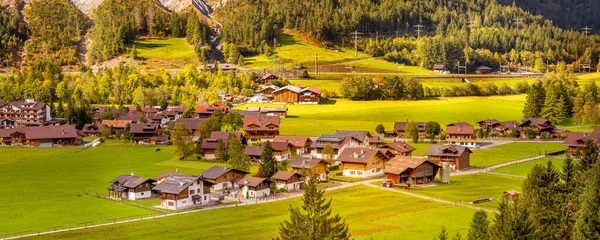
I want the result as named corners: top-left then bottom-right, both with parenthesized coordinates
top-left (513, 18), bottom-right (523, 31)
top-left (351, 30), bottom-right (362, 57)
top-left (413, 24), bottom-right (425, 38)
top-left (315, 53), bottom-right (318, 78)
top-left (582, 26), bottom-right (592, 38)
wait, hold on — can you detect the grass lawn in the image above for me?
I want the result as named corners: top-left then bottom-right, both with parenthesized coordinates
top-left (470, 142), bottom-right (566, 167)
top-left (237, 95), bottom-right (527, 136)
top-left (408, 173), bottom-right (524, 210)
top-left (32, 186), bottom-right (476, 240)
top-left (289, 79), bottom-right (343, 93)
top-left (411, 142), bottom-right (433, 156)
top-left (419, 77), bottom-right (538, 88)
top-left (348, 59), bottom-right (437, 75)
top-left (0, 141), bottom-right (234, 235)
top-left (133, 38), bottom-right (200, 69)
top-left (493, 157), bottom-right (566, 176)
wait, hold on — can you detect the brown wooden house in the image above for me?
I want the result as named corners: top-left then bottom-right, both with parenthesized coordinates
top-left (260, 73), bottom-right (278, 84)
top-left (237, 176), bottom-right (270, 199)
top-left (475, 65), bottom-right (492, 74)
top-left (107, 173), bottom-right (153, 200)
top-left (0, 125), bottom-right (82, 147)
top-left (130, 123), bottom-right (160, 143)
top-left (394, 121), bottom-right (427, 137)
top-left (273, 136), bottom-right (312, 155)
top-left (195, 101), bottom-right (229, 118)
top-left (563, 129), bottom-right (600, 157)
top-left (201, 131), bottom-right (243, 159)
top-left (384, 156), bottom-right (439, 185)
top-left (425, 145), bottom-right (472, 171)
top-left (261, 85), bottom-right (279, 101)
top-left (243, 115), bottom-right (280, 141)
top-left (82, 124), bottom-right (106, 137)
top-left (273, 85), bottom-right (302, 103)
top-left (101, 119), bottom-right (133, 131)
top-left (383, 141), bottom-right (416, 157)
top-left (289, 156), bottom-right (329, 181)
top-left (337, 147), bottom-right (392, 178)
top-left (272, 171), bottom-right (303, 192)
top-left (490, 121), bottom-right (521, 137)
top-left (298, 87), bottom-right (322, 104)
top-left (520, 118), bottom-right (565, 138)
top-left (200, 166), bottom-right (249, 191)
top-left (446, 122), bottom-right (477, 147)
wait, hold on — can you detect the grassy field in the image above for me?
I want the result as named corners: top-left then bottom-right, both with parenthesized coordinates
top-left (493, 157), bottom-right (566, 176)
top-left (289, 79), bottom-right (343, 93)
top-left (346, 59), bottom-right (437, 75)
top-left (408, 173), bottom-right (525, 210)
top-left (32, 186), bottom-right (476, 240)
top-left (133, 38), bottom-right (200, 69)
top-left (238, 95), bottom-right (527, 136)
top-left (0, 141), bottom-right (242, 235)
top-left (470, 142), bottom-right (566, 167)
top-left (419, 77), bottom-right (538, 88)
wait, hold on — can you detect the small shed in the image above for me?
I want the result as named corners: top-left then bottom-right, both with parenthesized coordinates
top-left (475, 65), bottom-right (493, 74)
top-left (433, 64), bottom-right (445, 73)
top-left (504, 190), bottom-right (520, 201)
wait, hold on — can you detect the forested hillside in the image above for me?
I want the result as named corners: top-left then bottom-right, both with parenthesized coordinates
top-left (216, 0), bottom-right (600, 72)
top-left (0, 2), bottom-right (26, 69)
top-left (498, 0), bottom-right (600, 33)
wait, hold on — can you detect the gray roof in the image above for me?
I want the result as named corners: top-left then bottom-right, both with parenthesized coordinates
top-left (110, 174), bottom-right (151, 188)
top-left (425, 145), bottom-right (472, 157)
top-left (289, 156), bottom-right (326, 169)
top-left (153, 175), bottom-right (201, 194)
top-left (335, 130), bottom-right (372, 143)
top-left (200, 166), bottom-right (249, 180)
top-left (272, 171), bottom-right (301, 181)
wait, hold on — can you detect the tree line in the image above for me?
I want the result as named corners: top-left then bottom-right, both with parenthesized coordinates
top-left (0, 1), bottom-right (26, 69)
top-left (340, 76), bottom-right (424, 101)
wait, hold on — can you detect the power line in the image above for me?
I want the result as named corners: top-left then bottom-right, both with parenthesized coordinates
top-left (351, 30), bottom-right (363, 57)
top-left (413, 24), bottom-right (425, 38)
top-left (513, 18), bottom-right (523, 31)
top-left (582, 26), bottom-right (592, 38)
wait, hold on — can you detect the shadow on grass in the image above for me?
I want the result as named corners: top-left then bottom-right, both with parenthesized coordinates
top-left (136, 42), bottom-right (169, 50)
top-left (319, 99), bottom-right (337, 105)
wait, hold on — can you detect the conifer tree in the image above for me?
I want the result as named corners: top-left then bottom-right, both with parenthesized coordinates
top-left (579, 140), bottom-right (599, 172)
top-left (227, 134), bottom-right (250, 171)
top-left (375, 124), bottom-right (385, 134)
top-left (260, 141), bottom-right (277, 178)
top-left (139, 114), bottom-right (147, 123)
top-left (215, 138), bottom-right (228, 162)
top-left (522, 161), bottom-right (562, 239)
top-left (574, 162), bottom-right (600, 240)
top-left (522, 81), bottom-right (545, 118)
top-left (275, 177), bottom-right (349, 240)
top-left (406, 121), bottom-right (419, 143)
top-left (468, 210), bottom-right (489, 240)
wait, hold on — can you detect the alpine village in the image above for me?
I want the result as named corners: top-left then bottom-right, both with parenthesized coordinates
top-left (2, 0), bottom-right (600, 239)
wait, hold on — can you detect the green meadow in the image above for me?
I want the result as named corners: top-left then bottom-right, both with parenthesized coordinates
top-left (470, 142), bottom-right (566, 167)
top-left (32, 186), bottom-right (476, 240)
top-left (238, 95), bottom-right (527, 136)
top-left (132, 38), bottom-right (200, 69)
top-left (0, 141), bottom-right (241, 235)
top-left (493, 157), bottom-right (566, 176)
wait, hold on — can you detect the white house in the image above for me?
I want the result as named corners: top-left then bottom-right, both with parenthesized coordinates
top-left (153, 175), bottom-right (210, 210)
top-left (201, 166), bottom-right (249, 191)
top-left (237, 176), bottom-right (271, 200)
top-left (108, 173), bottom-right (154, 200)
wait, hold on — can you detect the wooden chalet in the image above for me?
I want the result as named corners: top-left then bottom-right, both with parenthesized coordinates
top-left (260, 85), bottom-right (279, 101)
top-left (200, 131), bottom-right (243, 159)
top-left (101, 119), bottom-right (132, 131)
top-left (272, 171), bottom-right (303, 192)
top-left (81, 124), bottom-right (106, 137)
top-left (153, 175), bottom-right (210, 209)
top-left (520, 118), bottom-right (565, 138)
top-left (107, 173), bottom-right (153, 200)
top-left (384, 156), bottom-right (440, 185)
top-left (168, 118), bottom-right (207, 141)
top-left (273, 85), bottom-right (322, 104)
top-left (490, 121), bottom-right (521, 137)
top-left (243, 115), bottom-right (280, 141)
top-left (433, 64), bottom-right (445, 73)
top-left (298, 87), bottom-right (322, 104)
top-left (425, 145), bottom-right (472, 171)
top-left (476, 119), bottom-right (500, 130)
top-left (504, 190), bottom-right (520, 201)
top-left (130, 123), bottom-right (160, 143)
top-left (260, 73), bottom-right (278, 84)
top-left (289, 156), bottom-right (329, 181)
top-left (563, 129), bottom-right (600, 157)
top-left (335, 130), bottom-right (372, 147)
top-left (0, 125), bottom-right (82, 147)
top-left (383, 141), bottom-right (416, 157)
top-left (337, 147), bottom-right (393, 178)
top-left (153, 170), bottom-right (191, 184)
top-left (446, 122), bottom-right (477, 147)
top-left (117, 112), bottom-right (142, 123)
top-left (475, 65), bottom-right (493, 74)
top-left (237, 176), bottom-right (270, 199)
top-left (394, 121), bottom-right (427, 137)
top-left (309, 134), bottom-right (353, 160)
top-left (269, 141), bottom-right (292, 161)
top-left (195, 101), bottom-right (229, 118)
top-left (245, 145), bottom-right (263, 163)
top-left (200, 166), bottom-right (249, 191)
top-left (273, 136), bottom-right (312, 155)
top-left (244, 107), bottom-right (288, 118)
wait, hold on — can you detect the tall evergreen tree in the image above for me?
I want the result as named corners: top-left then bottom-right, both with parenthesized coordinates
top-left (226, 134), bottom-right (250, 171)
top-left (579, 140), bottom-right (599, 172)
top-left (522, 81), bottom-right (546, 118)
top-left (275, 177), bottom-right (349, 240)
top-left (260, 141), bottom-right (277, 178)
top-left (215, 139), bottom-right (228, 163)
top-left (522, 161), bottom-right (562, 239)
top-left (574, 162), bottom-right (600, 240)
top-left (490, 199), bottom-right (534, 240)
top-left (468, 210), bottom-right (489, 240)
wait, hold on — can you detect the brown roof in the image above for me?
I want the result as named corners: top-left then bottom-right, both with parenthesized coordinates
top-left (153, 175), bottom-right (201, 194)
top-left (563, 129), bottom-right (600, 146)
top-left (425, 145), bottom-right (472, 157)
top-left (130, 123), bottom-right (159, 134)
top-left (8, 100), bottom-right (47, 111)
top-left (243, 115), bottom-right (280, 131)
top-left (477, 119), bottom-right (500, 126)
top-left (335, 130), bottom-right (372, 143)
top-left (195, 101), bottom-right (229, 114)
top-left (201, 131), bottom-right (242, 150)
top-left (237, 176), bottom-right (267, 187)
top-left (273, 136), bottom-right (311, 148)
top-left (15, 125), bottom-right (79, 140)
top-left (521, 118), bottom-right (555, 130)
top-left (446, 123), bottom-right (474, 135)
top-left (271, 141), bottom-right (291, 151)
top-left (493, 121), bottom-right (521, 130)
top-left (394, 122), bottom-right (427, 132)
top-left (385, 141), bottom-right (416, 153)
top-left (101, 120), bottom-right (132, 129)
top-left (201, 166), bottom-right (249, 180)
top-left (245, 146), bottom-right (264, 157)
top-left (384, 156), bottom-right (439, 175)
top-left (272, 171), bottom-right (302, 181)
top-left (300, 86), bottom-right (323, 95)
top-left (168, 118), bottom-right (207, 130)
top-left (110, 174), bottom-right (152, 188)
top-left (337, 147), bottom-right (390, 164)
top-left (289, 156), bottom-right (326, 169)
top-left (82, 124), bottom-right (106, 133)
top-left (153, 170), bottom-right (193, 181)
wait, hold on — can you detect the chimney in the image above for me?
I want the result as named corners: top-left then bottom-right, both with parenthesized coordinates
top-left (176, 168), bottom-right (179, 173)
top-left (353, 152), bottom-right (359, 158)
top-left (360, 150), bottom-right (365, 154)
top-left (180, 182), bottom-right (185, 186)
top-left (302, 159), bottom-right (307, 165)
top-left (244, 179), bottom-right (249, 185)
top-left (62, 129), bottom-right (65, 135)
top-left (131, 172), bottom-right (135, 176)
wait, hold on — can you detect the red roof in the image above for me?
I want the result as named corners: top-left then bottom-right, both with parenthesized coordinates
top-left (243, 116), bottom-right (280, 131)
top-left (446, 122), bottom-right (474, 135)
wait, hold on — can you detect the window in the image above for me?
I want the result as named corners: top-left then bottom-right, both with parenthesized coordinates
top-left (141, 192), bottom-right (144, 195)
top-left (358, 171), bottom-right (363, 175)
top-left (168, 201), bottom-right (174, 206)
top-left (204, 196), bottom-right (207, 200)
top-left (350, 171), bottom-right (355, 175)
top-left (190, 189), bottom-right (195, 194)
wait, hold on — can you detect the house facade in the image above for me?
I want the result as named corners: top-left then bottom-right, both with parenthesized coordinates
top-left (0, 125), bottom-right (82, 147)
top-left (337, 148), bottom-right (392, 178)
top-left (446, 122), bottom-right (477, 147)
top-left (383, 141), bottom-right (416, 157)
top-left (563, 129), bottom-right (600, 157)
top-left (520, 118), bottom-right (565, 138)
top-left (272, 171), bottom-right (303, 192)
top-left (426, 145), bottom-right (472, 171)
top-left (130, 123), bottom-right (160, 143)
top-left (273, 136), bottom-right (312, 155)
top-left (200, 166), bottom-right (249, 191)
top-left (335, 130), bottom-right (371, 147)
top-left (289, 156), bottom-right (329, 181)
top-left (201, 132), bottom-right (243, 159)
top-left (384, 156), bottom-right (440, 185)
top-left (237, 176), bottom-right (271, 199)
top-left (298, 87), bottom-right (322, 104)
top-left (0, 99), bottom-right (53, 127)
top-left (243, 116), bottom-right (280, 142)
top-left (81, 124), bottom-right (106, 137)
top-left (271, 141), bottom-right (292, 162)
top-left (107, 174), bottom-right (154, 200)
top-left (309, 134), bottom-right (357, 161)
top-left (195, 101), bottom-right (229, 118)
top-left (394, 121), bottom-right (427, 137)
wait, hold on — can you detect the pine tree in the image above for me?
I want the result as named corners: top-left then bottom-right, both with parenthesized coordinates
top-left (275, 177), bottom-right (350, 240)
top-left (558, 157), bottom-right (578, 239)
top-left (490, 199), bottom-right (534, 240)
top-left (468, 210), bottom-right (489, 240)
top-left (227, 134), bottom-right (250, 171)
top-left (261, 141), bottom-right (277, 178)
top-left (139, 114), bottom-right (147, 123)
top-left (579, 139), bottom-right (599, 172)
top-left (406, 121), bottom-right (419, 143)
top-left (523, 81), bottom-right (545, 118)
top-left (574, 162), bottom-right (600, 240)
top-left (522, 161), bottom-right (562, 239)
top-left (172, 123), bottom-right (194, 160)
top-left (436, 226), bottom-right (449, 240)
top-left (215, 139), bottom-right (228, 162)
top-left (375, 124), bottom-right (385, 134)
top-left (130, 45), bottom-right (138, 60)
